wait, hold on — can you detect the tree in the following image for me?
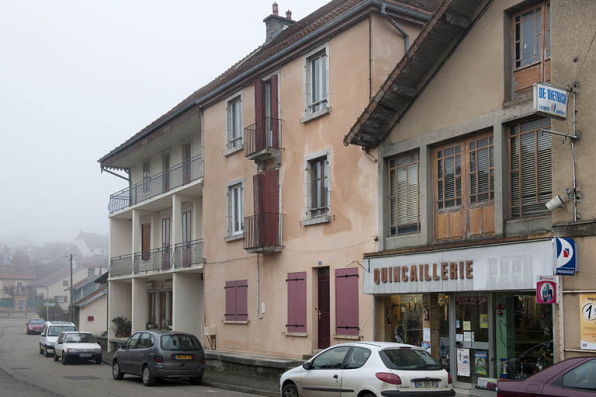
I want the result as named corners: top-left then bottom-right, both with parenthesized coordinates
top-left (3, 286), bottom-right (16, 299)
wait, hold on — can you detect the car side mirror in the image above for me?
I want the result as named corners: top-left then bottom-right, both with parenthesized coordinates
top-left (41, 334), bottom-right (45, 337)
top-left (302, 362), bottom-right (312, 370)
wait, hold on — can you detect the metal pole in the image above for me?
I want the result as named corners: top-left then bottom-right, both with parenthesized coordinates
top-left (70, 254), bottom-right (73, 323)
top-left (572, 92), bottom-right (578, 222)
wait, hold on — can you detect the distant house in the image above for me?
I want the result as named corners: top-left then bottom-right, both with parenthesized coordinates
top-left (29, 265), bottom-right (94, 311)
top-left (74, 284), bottom-right (107, 334)
top-left (74, 231), bottom-right (108, 258)
top-left (0, 248), bottom-right (36, 311)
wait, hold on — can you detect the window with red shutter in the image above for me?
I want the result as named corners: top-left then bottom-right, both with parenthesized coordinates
top-left (335, 268), bottom-right (359, 336)
top-left (286, 272), bottom-right (306, 333)
top-left (225, 280), bottom-right (248, 322)
top-left (225, 281), bottom-right (237, 321)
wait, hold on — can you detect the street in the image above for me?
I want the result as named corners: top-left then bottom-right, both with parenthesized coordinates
top-left (0, 318), bottom-right (260, 397)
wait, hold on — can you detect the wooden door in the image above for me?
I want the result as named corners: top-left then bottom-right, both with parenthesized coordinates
top-left (318, 268), bottom-right (330, 349)
top-left (141, 223), bottom-right (151, 260)
top-left (159, 291), bottom-right (166, 329)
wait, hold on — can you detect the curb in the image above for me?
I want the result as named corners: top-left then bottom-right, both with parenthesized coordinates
top-left (202, 380), bottom-right (278, 397)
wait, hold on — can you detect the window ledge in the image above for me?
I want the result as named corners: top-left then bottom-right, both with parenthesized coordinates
top-left (333, 334), bottom-right (361, 340)
top-left (301, 215), bottom-right (331, 227)
top-left (225, 234), bottom-right (244, 242)
top-left (224, 145), bottom-right (244, 157)
top-left (223, 320), bottom-right (249, 325)
top-left (285, 332), bottom-right (308, 338)
top-left (301, 106), bottom-right (330, 124)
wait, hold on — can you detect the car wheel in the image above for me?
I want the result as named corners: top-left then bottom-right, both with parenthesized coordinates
top-left (142, 365), bottom-right (156, 386)
top-left (282, 383), bottom-right (299, 397)
top-left (96, 356), bottom-right (102, 365)
top-left (112, 361), bottom-right (124, 380)
top-left (53, 353), bottom-right (59, 362)
top-left (44, 346), bottom-right (51, 357)
top-left (39, 346), bottom-right (44, 354)
top-left (189, 376), bottom-right (202, 385)
top-left (62, 354), bottom-right (67, 365)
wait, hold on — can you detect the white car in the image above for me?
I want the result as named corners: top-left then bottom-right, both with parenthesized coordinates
top-left (53, 331), bottom-right (102, 365)
top-left (280, 342), bottom-right (455, 397)
top-left (39, 321), bottom-right (77, 357)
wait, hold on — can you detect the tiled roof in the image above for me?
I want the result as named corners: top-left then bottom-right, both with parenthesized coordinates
top-left (77, 255), bottom-right (108, 268)
top-left (66, 274), bottom-right (101, 291)
top-left (74, 286), bottom-right (107, 308)
top-left (98, 0), bottom-right (440, 166)
top-left (0, 251), bottom-right (35, 280)
top-left (75, 231), bottom-right (108, 249)
top-left (29, 266), bottom-right (85, 288)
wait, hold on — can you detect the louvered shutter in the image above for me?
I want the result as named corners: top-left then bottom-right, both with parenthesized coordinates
top-left (335, 268), bottom-right (359, 336)
top-left (254, 79), bottom-right (265, 151)
top-left (270, 74), bottom-right (279, 148)
top-left (236, 280), bottom-right (248, 321)
top-left (225, 281), bottom-right (237, 321)
top-left (286, 272), bottom-right (306, 333)
top-left (264, 169), bottom-right (279, 246)
top-left (253, 173), bottom-right (265, 247)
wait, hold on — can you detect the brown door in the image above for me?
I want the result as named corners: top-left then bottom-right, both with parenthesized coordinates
top-left (318, 267), bottom-right (330, 349)
top-left (141, 223), bottom-right (151, 260)
top-left (159, 291), bottom-right (167, 329)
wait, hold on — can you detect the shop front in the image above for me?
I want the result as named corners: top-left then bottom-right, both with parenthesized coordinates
top-left (366, 240), bottom-right (555, 394)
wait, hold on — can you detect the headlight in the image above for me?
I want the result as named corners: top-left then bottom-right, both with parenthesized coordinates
top-left (47, 342), bottom-right (54, 346)
top-left (94, 349), bottom-right (101, 353)
top-left (67, 348), bottom-right (77, 353)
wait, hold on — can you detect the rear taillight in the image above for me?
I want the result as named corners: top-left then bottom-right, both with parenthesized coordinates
top-left (448, 373), bottom-right (453, 384)
top-left (497, 391), bottom-right (502, 397)
top-left (154, 354), bottom-right (164, 363)
top-left (375, 372), bottom-right (402, 385)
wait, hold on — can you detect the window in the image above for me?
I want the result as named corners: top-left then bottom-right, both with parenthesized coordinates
top-left (253, 75), bottom-right (279, 151)
top-left (510, 118), bottom-right (551, 218)
top-left (143, 161), bottom-right (150, 192)
top-left (56, 296), bottom-right (67, 303)
top-left (469, 137), bottom-right (495, 204)
top-left (335, 268), bottom-right (359, 336)
top-left (226, 95), bottom-right (243, 151)
top-left (311, 346), bottom-right (350, 369)
top-left (309, 156), bottom-right (329, 217)
top-left (125, 333), bottom-right (141, 350)
top-left (436, 145), bottom-right (462, 209)
top-left (560, 359), bottom-right (596, 391)
top-left (513, 2), bottom-right (551, 91)
top-left (182, 143), bottom-right (191, 184)
top-left (303, 44), bottom-right (329, 121)
top-left (142, 223), bottom-right (151, 260)
top-left (286, 272), bottom-right (306, 334)
top-left (87, 267), bottom-right (94, 277)
top-left (162, 153), bottom-right (170, 192)
top-left (228, 183), bottom-right (244, 236)
top-left (388, 152), bottom-right (419, 236)
top-left (224, 280), bottom-right (248, 322)
top-left (63, 280), bottom-right (68, 287)
top-left (344, 347), bottom-right (372, 369)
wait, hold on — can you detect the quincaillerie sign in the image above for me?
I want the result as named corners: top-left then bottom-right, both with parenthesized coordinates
top-left (373, 261), bottom-right (473, 284)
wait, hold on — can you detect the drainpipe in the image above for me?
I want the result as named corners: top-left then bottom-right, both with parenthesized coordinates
top-left (381, 3), bottom-right (409, 51)
top-left (257, 254), bottom-right (264, 319)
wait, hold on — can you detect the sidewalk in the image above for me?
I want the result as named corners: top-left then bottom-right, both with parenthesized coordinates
top-left (202, 370), bottom-right (279, 397)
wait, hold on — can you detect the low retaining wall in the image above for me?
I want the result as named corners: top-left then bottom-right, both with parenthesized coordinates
top-left (205, 351), bottom-right (304, 378)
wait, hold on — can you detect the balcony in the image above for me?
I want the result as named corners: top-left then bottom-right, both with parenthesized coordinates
top-left (244, 212), bottom-right (284, 254)
top-left (108, 155), bottom-right (203, 214)
top-left (134, 246), bottom-right (173, 273)
top-left (172, 240), bottom-right (205, 268)
top-left (244, 118), bottom-right (282, 167)
top-left (109, 254), bottom-right (133, 277)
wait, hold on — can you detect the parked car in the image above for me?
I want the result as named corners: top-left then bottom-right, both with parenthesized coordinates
top-left (53, 331), bottom-right (102, 365)
top-left (498, 357), bottom-right (596, 396)
top-left (39, 321), bottom-right (77, 357)
top-left (280, 342), bottom-right (455, 397)
top-left (112, 331), bottom-right (205, 386)
top-left (26, 318), bottom-right (45, 335)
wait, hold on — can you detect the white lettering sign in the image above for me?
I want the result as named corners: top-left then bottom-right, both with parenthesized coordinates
top-left (533, 83), bottom-right (568, 119)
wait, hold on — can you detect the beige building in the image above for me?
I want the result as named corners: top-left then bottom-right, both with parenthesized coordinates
top-left (99, 0), bottom-right (438, 356)
top-left (346, 0), bottom-right (596, 393)
top-left (74, 287), bottom-right (107, 334)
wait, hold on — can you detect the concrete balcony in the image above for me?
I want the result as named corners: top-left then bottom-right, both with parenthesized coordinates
top-left (109, 254), bottom-right (133, 277)
top-left (244, 118), bottom-right (282, 167)
top-left (244, 212), bottom-right (284, 254)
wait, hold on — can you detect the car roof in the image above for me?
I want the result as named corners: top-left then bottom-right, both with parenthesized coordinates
top-left (138, 330), bottom-right (195, 336)
top-left (329, 341), bottom-right (426, 350)
top-left (44, 321), bottom-right (75, 326)
top-left (60, 331), bottom-right (92, 335)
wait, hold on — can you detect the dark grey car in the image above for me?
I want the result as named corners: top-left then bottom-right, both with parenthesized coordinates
top-left (112, 330), bottom-right (205, 386)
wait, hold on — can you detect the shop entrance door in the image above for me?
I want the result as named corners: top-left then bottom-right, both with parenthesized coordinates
top-left (452, 293), bottom-right (494, 389)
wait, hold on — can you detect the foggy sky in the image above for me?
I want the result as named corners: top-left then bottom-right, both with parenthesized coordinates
top-left (0, 0), bottom-right (325, 247)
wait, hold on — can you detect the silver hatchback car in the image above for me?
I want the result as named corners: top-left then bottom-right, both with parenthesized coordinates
top-left (112, 330), bottom-right (205, 386)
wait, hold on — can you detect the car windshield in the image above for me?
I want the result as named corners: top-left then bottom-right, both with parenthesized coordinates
top-left (380, 348), bottom-right (443, 371)
top-left (48, 326), bottom-right (76, 336)
top-left (160, 334), bottom-right (201, 351)
top-left (30, 320), bottom-right (44, 324)
top-left (65, 333), bottom-right (95, 343)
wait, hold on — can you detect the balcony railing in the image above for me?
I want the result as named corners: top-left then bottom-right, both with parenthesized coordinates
top-left (172, 239), bottom-right (205, 268)
top-left (244, 117), bottom-right (282, 158)
top-left (110, 255), bottom-right (133, 277)
top-left (108, 155), bottom-right (203, 214)
top-left (244, 212), bottom-right (284, 253)
top-left (133, 246), bottom-right (172, 273)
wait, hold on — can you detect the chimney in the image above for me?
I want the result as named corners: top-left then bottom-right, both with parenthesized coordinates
top-left (263, 2), bottom-right (295, 43)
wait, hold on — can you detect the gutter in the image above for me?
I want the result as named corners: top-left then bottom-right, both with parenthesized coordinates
top-left (98, 0), bottom-right (430, 164)
top-left (380, 3), bottom-right (409, 51)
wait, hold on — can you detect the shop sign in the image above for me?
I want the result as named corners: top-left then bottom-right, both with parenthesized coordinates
top-left (533, 83), bottom-right (568, 120)
top-left (554, 237), bottom-right (577, 276)
top-left (536, 275), bottom-right (558, 304)
top-left (373, 261), bottom-right (473, 285)
top-left (579, 294), bottom-right (596, 350)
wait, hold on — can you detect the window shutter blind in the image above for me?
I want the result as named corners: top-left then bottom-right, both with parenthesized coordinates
top-left (407, 163), bottom-right (419, 224)
top-left (264, 169), bottom-right (279, 246)
top-left (254, 79), bottom-right (265, 151)
top-left (225, 281), bottom-right (237, 321)
top-left (335, 268), bottom-right (359, 336)
top-left (287, 272), bottom-right (306, 333)
top-left (236, 280), bottom-right (248, 321)
top-left (270, 74), bottom-right (279, 148)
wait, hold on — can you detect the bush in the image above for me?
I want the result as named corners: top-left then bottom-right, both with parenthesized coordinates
top-left (37, 299), bottom-right (67, 321)
top-left (112, 316), bottom-right (131, 337)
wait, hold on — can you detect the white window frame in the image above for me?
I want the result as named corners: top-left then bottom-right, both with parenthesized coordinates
top-left (302, 149), bottom-right (332, 226)
top-left (225, 92), bottom-right (244, 155)
top-left (226, 178), bottom-right (244, 240)
top-left (302, 43), bottom-right (330, 123)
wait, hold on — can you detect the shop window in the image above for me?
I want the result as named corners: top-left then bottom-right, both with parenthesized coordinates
top-left (286, 272), bottom-right (306, 333)
top-left (509, 118), bottom-right (551, 218)
top-left (225, 280), bottom-right (248, 322)
top-left (335, 268), bottom-right (359, 336)
top-left (388, 152), bottom-right (419, 236)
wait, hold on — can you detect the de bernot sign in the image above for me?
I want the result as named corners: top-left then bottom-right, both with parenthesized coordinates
top-left (533, 83), bottom-right (568, 120)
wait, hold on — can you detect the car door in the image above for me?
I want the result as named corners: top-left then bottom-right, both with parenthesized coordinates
top-left (542, 359), bottom-right (596, 396)
top-left (54, 333), bottom-right (65, 357)
top-left (301, 346), bottom-right (350, 397)
top-left (339, 347), bottom-right (373, 397)
top-left (120, 333), bottom-right (141, 373)
top-left (130, 333), bottom-right (150, 374)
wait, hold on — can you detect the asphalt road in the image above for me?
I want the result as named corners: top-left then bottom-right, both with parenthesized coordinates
top-left (0, 318), bottom-right (260, 397)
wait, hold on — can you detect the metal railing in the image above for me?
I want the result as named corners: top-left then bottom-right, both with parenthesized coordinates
top-left (244, 212), bottom-right (284, 251)
top-left (244, 117), bottom-right (282, 157)
top-left (108, 155), bottom-right (203, 214)
top-left (133, 246), bottom-right (172, 273)
top-left (172, 239), bottom-right (205, 268)
top-left (109, 255), bottom-right (133, 277)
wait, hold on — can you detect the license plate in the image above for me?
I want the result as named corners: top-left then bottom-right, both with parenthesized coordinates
top-left (174, 355), bottom-right (192, 360)
top-left (415, 381), bottom-right (439, 388)
top-left (79, 354), bottom-right (92, 358)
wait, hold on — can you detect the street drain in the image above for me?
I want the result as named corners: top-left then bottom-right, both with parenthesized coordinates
top-left (64, 376), bottom-right (100, 381)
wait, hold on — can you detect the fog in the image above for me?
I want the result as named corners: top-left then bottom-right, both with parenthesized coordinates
top-left (0, 0), bottom-right (324, 247)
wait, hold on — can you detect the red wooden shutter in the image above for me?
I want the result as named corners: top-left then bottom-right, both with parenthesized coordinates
top-left (253, 173), bottom-right (265, 247)
top-left (236, 280), bottom-right (248, 321)
top-left (264, 169), bottom-right (279, 246)
top-left (225, 281), bottom-right (237, 321)
top-left (254, 79), bottom-right (265, 151)
top-left (270, 74), bottom-right (279, 148)
top-left (287, 272), bottom-right (306, 333)
top-left (335, 268), bottom-right (359, 336)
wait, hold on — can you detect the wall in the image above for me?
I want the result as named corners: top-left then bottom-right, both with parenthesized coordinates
top-left (78, 294), bottom-right (107, 334)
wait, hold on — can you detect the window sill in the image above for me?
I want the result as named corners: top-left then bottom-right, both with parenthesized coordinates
top-left (301, 215), bottom-right (331, 227)
top-left (225, 234), bottom-right (244, 242)
top-left (223, 320), bottom-right (249, 325)
top-left (285, 332), bottom-right (308, 338)
top-left (224, 145), bottom-right (244, 157)
top-left (301, 106), bottom-right (330, 124)
top-left (333, 334), bottom-right (361, 340)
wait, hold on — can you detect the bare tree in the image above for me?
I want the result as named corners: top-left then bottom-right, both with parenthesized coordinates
top-left (3, 286), bottom-right (16, 299)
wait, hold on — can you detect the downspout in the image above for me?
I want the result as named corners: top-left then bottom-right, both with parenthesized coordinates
top-left (257, 254), bottom-right (264, 319)
top-left (381, 3), bottom-right (410, 51)
top-left (369, 16), bottom-right (372, 100)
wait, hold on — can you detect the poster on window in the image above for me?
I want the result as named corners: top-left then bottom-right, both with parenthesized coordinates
top-left (457, 348), bottom-right (470, 377)
top-left (580, 294), bottom-right (596, 350)
top-left (474, 350), bottom-right (488, 376)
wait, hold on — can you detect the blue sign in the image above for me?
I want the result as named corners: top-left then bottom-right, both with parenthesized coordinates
top-left (555, 238), bottom-right (576, 275)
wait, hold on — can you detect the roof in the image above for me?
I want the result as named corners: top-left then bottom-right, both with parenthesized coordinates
top-left (43, 243), bottom-right (82, 259)
top-left (98, 0), bottom-right (440, 167)
top-left (0, 251), bottom-right (35, 280)
top-left (344, 0), bottom-right (492, 147)
top-left (29, 266), bottom-right (84, 288)
top-left (74, 286), bottom-right (107, 308)
top-left (77, 255), bottom-right (108, 268)
top-left (75, 231), bottom-right (108, 249)
top-left (65, 274), bottom-right (101, 291)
